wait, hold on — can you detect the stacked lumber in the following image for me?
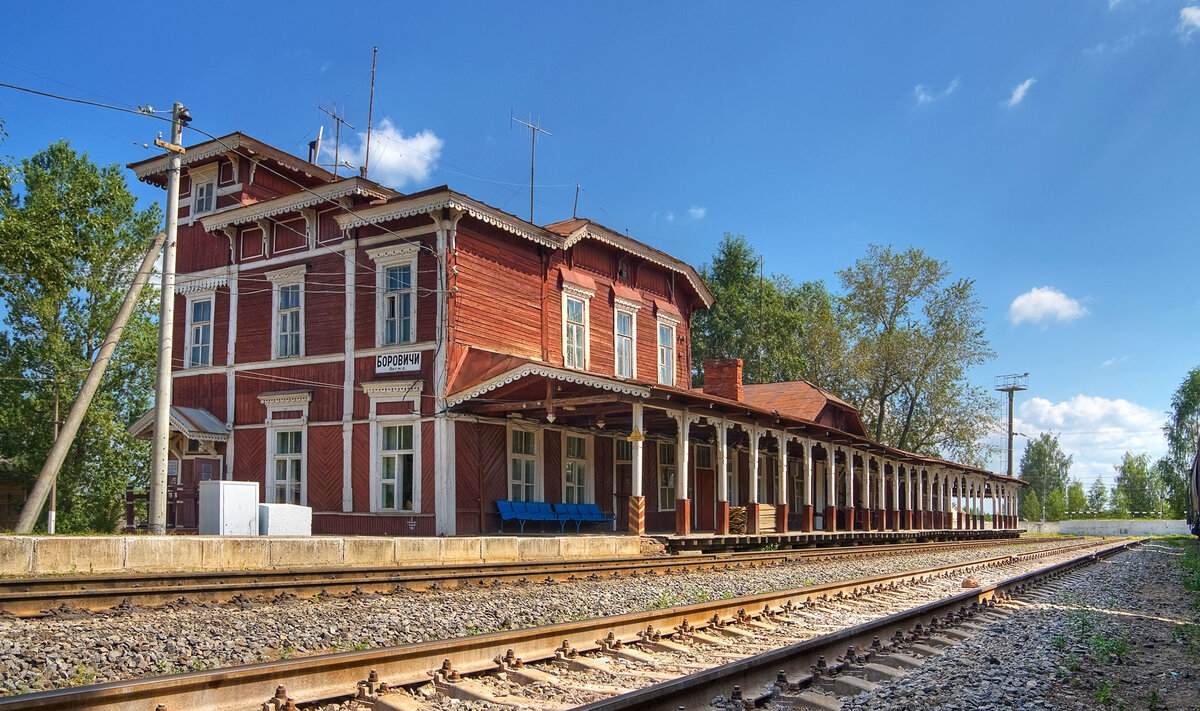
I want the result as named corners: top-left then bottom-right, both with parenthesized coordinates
top-left (730, 506), bottom-right (748, 534)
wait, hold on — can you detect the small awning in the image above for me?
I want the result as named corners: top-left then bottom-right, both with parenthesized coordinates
top-left (129, 406), bottom-right (229, 442)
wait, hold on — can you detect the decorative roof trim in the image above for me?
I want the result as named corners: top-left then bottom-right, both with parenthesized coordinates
top-left (562, 282), bottom-right (595, 300)
top-left (566, 226), bottom-right (714, 308)
top-left (362, 380), bottom-right (425, 399)
top-left (128, 407), bottom-right (228, 442)
top-left (366, 243), bottom-right (422, 264)
top-left (656, 311), bottom-right (682, 326)
top-left (131, 135), bottom-right (251, 181)
top-left (447, 363), bottom-right (650, 408)
top-left (265, 264), bottom-right (308, 284)
top-left (334, 191), bottom-right (562, 249)
top-left (175, 275), bottom-right (228, 295)
top-left (200, 177), bottom-right (397, 231)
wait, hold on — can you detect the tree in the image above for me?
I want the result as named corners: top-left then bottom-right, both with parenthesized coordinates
top-left (1017, 433), bottom-right (1072, 513)
top-left (838, 245), bottom-right (996, 465)
top-left (1086, 477), bottom-right (1107, 515)
top-left (1019, 489), bottom-right (1042, 522)
top-left (1160, 366), bottom-right (1200, 516)
top-left (1044, 489), bottom-right (1067, 522)
top-left (0, 141), bottom-right (161, 532)
top-left (1111, 452), bottom-right (1162, 517)
top-left (1066, 480), bottom-right (1086, 518)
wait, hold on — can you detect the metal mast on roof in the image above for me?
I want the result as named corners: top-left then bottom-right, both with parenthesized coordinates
top-left (318, 103), bottom-right (355, 178)
top-left (364, 46), bottom-right (378, 176)
top-left (510, 111), bottom-right (551, 223)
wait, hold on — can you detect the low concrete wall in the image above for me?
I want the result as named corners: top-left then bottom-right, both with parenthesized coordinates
top-left (1018, 520), bottom-right (1060, 535)
top-left (0, 534), bottom-right (644, 577)
top-left (1058, 519), bottom-right (1190, 537)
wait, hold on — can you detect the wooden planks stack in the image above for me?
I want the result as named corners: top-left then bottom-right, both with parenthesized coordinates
top-left (729, 506), bottom-right (748, 534)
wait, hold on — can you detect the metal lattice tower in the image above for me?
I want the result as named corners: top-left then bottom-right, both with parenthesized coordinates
top-left (995, 373), bottom-right (1029, 480)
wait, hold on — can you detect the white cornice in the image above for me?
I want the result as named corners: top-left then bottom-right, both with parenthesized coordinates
top-left (265, 264), bottom-right (307, 283)
top-left (613, 296), bottom-right (644, 312)
top-left (562, 282), bottom-right (595, 300)
top-left (132, 136), bottom-right (251, 181)
top-left (200, 177), bottom-right (397, 231)
top-left (335, 191), bottom-right (561, 249)
top-left (366, 243), bottom-right (422, 264)
top-left (362, 380), bottom-right (425, 399)
top-left (447, 363), bottom-right (650, 408)
top-left (258, 390), bottom-right (313, 409)
top-left (566, 227), bottom-right (714, 308)
top-left (175, 275), bottom-right (228, 295)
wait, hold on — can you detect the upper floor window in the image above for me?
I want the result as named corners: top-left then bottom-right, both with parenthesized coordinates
top-left (379, 423), bottom-right (415, 511)
top-left (563, 434), bottom-right (589, 504)
top-left (368, 243), bottom-right (421, 348)
top-left (266, 265), bottom-right (307, 359)
top-left (564, 297), bottom-right (587, 369)
top-left (615, 309), bottom-right (634, 378)
top-left (509, 427), bottom-right (539, 502)
top-left (189, 164), bottom-right (218, 216)
top-left (657, 321), bottom-right (675, 386)
top-left (187, 296), bottom-right (212, 367)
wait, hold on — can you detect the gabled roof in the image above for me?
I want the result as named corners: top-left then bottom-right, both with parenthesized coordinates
top-left (742, 380), bottom-right (867, 435)
top-left (129, 406), bottom-right (228, 442)
top-left (126, 132), bottom-right (335, 188)
top-left (544, 217), bottom-right (715, 308)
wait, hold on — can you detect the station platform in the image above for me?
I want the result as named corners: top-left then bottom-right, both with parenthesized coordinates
top-left (652, 527), bottom-right (1023, 554)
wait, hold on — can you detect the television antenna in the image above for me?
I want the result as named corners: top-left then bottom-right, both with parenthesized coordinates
top-left (318, 103), bottom-right (356, 178)
top-left (510, 111), bottom-right (551, 223)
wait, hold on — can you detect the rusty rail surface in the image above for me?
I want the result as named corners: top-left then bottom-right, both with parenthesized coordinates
top-left (0, 537), bottom-right (1057, 617)
top-left (0, 538), bottom-right (1115, 711)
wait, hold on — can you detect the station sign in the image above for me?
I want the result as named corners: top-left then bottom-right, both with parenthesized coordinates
top-left (376, 351), bottom-right (422, 373)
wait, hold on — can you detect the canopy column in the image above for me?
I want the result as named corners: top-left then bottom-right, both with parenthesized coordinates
top-left (800, 438), bottom-right (814, 531)
top-left (715, 419), bottom-right (730, 535)
top-left (746, 427), bottom-right (761, 534)
top-left (628, 401), bottom-right (645, 535)
top-left (824, 443), bottom-right (837, 532)
top-left (773, 429), bottom-right (789, 533)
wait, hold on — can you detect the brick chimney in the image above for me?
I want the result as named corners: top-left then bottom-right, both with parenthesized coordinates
top-left (702, 359), bottom-right (743, 401)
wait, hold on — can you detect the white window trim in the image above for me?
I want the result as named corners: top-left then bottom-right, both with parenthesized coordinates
top-left (656, 318), bottom-right (677, 386)
top-left (562, 283), bottom-right (594, 371)
top-left (267, 265), bottom-right (307, 360)
top-left (184, 289), bottom-right (216, 369)
top-left (260, 391), bottom-right (312, 506)
top-left (561, 432), bottom-right (594, 505)
top-left (658, 441), bottom-right (677, 511)
top-left (367, 243), bottom-right (422, 348)
top-left (363, 379), bottom-right (424, 513)
top-left (613, 298), bottom-right (640, 380)
top-left (727, 450), bottom-right (739, 506)
top-left (507, 422), bottom-right (544, 502)
top-left (757, 452), bottom-right (778, 504)
top-left (189, 164), bottom-right (218, 219)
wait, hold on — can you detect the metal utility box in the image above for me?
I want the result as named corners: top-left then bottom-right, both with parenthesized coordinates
top-left (198, 480), bottom-right (260, 536)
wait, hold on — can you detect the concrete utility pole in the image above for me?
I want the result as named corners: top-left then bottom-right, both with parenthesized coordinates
top-left (47, 382), bottom-right (60, 534)
top-left (149, 103), bottom-right (190, 535)
top-left (15, 231), bottom-right (168, 534)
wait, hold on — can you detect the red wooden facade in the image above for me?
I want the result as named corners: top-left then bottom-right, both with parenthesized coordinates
top-left (128, 133), bottom-right (1025, 537)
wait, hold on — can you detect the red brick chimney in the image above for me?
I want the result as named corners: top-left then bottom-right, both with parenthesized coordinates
top-left (702, 359), bottom-right (743, 401)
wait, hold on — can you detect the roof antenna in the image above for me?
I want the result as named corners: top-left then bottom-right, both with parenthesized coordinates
top-left (364, 46), bottom-right (378, 177)
top-left (318, 102), bottom-right (355, 179)
top-left (510, 110), bottom-right (551, 224)
top-left (573, 184), bottom-right (580, 219)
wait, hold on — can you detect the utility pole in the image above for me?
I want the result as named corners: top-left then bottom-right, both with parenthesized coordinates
top-left (510, 112), bottom-right (551, 224)
top-left (149, 103), bottom-right (190, 536)
top-left (47, 382), bottom-right (60, 534)
top-left (15, 231), bottom-right (168, 534)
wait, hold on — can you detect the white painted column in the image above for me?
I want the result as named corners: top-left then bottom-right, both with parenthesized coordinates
top-left (716, 420), bottom-right (729, 503)
top-left (827, 445), bottom-right (837, 517)
top-left (748, 427), bottom-right (760, 504)
top-left (805, 439), bottom-right (815, 507)
top-left (776, 431), bottom-right (788, 506)
top-left (847, 449), bottom-right (856, 513)
top-left (862, 453), bottom-right (871, 518)
top-left (225, 268), bottom-right (238, 481)
top-left (905, 466), bottom-right (913, 527)
top-left (676, 410), bottom-right (691, 503)
top-left (631, 402), bottom-right (644, 497)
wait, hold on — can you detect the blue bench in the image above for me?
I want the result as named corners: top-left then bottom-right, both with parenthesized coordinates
top-left (497, 501), bottom-right (616, 533)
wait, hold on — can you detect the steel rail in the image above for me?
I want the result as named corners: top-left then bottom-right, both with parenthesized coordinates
top-left (0, 537), bottom-right (1050, 618)
top-left (0, 538), bottom-right (1112, 711)
top-left (573, 540), bottom-right (1137, 711)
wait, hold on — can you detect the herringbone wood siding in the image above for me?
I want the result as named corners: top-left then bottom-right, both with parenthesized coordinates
top-left (306, 425), bottom-right (343, 511)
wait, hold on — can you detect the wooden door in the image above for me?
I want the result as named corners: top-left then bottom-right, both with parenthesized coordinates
top-left (695, 468), bottom-right (715, 531)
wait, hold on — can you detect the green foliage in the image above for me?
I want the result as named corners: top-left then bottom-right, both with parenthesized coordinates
top-left (1113, 452), bottom-right (1164, 516)
top-left (1019, 488), bottom-right (1042, 521)
top-left (1087, 477), bottom-right (1108, 514)
top-left (1095, 678), bottom-right (1118, 706)
top-left (1018, 433), bottom-right (1072, 517)
top-left (1161, 366), bottom-right (1200, 516)
top-left (1044, 488), bottom-right (1067, 522)
top-left (693, 238), bottom-right (997, 464)
top-left (0, 141), bottom-right (162, 532)
top-left (1067, 480), bottom-right (1086, 517)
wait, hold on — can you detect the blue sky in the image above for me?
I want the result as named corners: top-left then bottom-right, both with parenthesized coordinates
top-left (2, 1), bottom-right (1198, 487)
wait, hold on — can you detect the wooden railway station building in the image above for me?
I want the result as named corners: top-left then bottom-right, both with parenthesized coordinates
top-left (127, 134), bottom-right (1024, 537)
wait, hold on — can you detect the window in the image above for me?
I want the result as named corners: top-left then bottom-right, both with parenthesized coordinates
top-left (726, 451), bottom-right (739, 506)
top-left (694, 444), bottom-right (713, 469)
top-left (564, 297), bottom-right (587, 369)
top-left (379, 424), bottom-right (415, 511)
top-left (615, 438), bottom-right (632, 463)
top-left (657, 322), bottom-right (675, 386)
top-left (277, 284), bottom-right (302, 357)
top-left (187, 296), bottom-right (212, 367)
top-left (509, 428), bottom-right (538, 502)
top-left (272, 430), bottom-right (303, 504)
top-left (193, 179), bottom-right (215, 215)
top-left (615, 310), bottom-right (634, 378)
top-left (757, 453), bottom-right (776, 503)
top-left (383, 264), bottom-right (413, 345)
top-left (368, 244), bottom-right (421, 348)
top-left (789, 457), bottom-right (804, 508)
top-left (658, 441), bottom-right (676, 510)
top-left (564, 435), bottom-right (589, 504)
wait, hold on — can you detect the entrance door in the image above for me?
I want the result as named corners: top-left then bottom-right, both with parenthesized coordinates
top-left (695, 468), bottom-right (715, 530)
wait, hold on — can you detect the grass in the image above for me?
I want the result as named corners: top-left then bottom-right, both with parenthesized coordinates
top-left (65, 666), bottom-right (97, 687)
top-left (1095, 678), bottom-right (1119, 706)
top-left (1088, 632), bottom-right (1134, 664)
top-left (645, 590), bottom-right (683, 610)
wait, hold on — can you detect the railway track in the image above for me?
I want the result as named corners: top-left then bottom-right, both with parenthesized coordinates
top-left (0, 537), bottom-right (1124, 711)
top-left (0, 537), bottom-right (1059, 618)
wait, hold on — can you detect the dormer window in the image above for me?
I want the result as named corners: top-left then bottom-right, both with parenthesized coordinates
top-left (189, 164), bottom-right (218, 216)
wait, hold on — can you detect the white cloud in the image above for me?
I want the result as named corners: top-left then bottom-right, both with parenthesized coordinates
top-left (666, 211), bottom-right (675, 222)
top-left (1008, 286), bottom-right (1087, 325)
top-left (1101, 356), bottom-right (1128, 367)
top-left (914, 78), bottom-right (960, 105)
top-left (988, 395), bottom-right (1165, 486)
top-left (688, 206), bottom-right (706, 220)
top-left (1179, 6), bottom-right (1200, 40)
top-left (1003, 77), bottom-right (1037, 108)
top-left (338, 118), bottom-right (443, 188)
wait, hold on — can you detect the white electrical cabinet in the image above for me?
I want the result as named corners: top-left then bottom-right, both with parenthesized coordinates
top-left (258, 503), bottom-right (313, 536)
top-left (198, 480), bottom-right (260, 536)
